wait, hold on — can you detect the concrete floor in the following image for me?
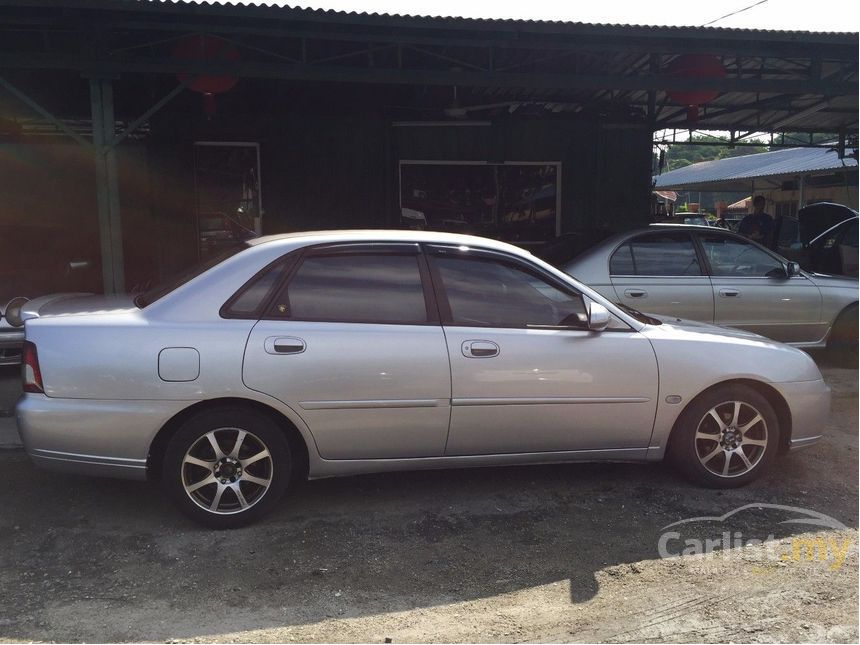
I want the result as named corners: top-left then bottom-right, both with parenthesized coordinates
top-left (0, 365), bottom-right (20, 448)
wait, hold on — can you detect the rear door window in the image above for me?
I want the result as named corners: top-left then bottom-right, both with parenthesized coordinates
top-left (269, 252), bottom-right (429, 324)
top-left (610, 233), bottom-right (702, 276)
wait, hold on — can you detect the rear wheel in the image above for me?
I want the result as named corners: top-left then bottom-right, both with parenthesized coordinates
top-left (669, 385), bottom-right (779, 488)
top-left (163, 408), bottom-right (291, 528)
top-left (828, 304), bottom-right (858, 368)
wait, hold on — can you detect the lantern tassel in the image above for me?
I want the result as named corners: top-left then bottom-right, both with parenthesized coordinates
top-left (687, 104), bottom-right (699, 124)
top-left (202, 93), bottom-right (217, 118)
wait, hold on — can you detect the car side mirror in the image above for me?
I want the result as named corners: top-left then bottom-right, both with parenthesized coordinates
top-left (587, 302), bottom-right (611, 332)
top-left (786, 261), bottom-right (802, 277)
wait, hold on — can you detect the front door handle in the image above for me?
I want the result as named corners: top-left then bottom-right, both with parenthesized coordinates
top-left (461, 340), bottom-right (499, 358)
top-left (719, 288), bottom-right (740, 298)
top-left (265, 336), bottom-right (306, 355)
top-left (624, 289), bottom-right (647, 298)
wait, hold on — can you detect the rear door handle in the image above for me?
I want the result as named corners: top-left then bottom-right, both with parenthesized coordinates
top-left (461, 340), bottom-right (499, 358)
top-left (265, 336), bottom-right (306, 355)
top-left (624, 289), bottom-right (647, 298)
top-left (719, 288), bottom-right (740, 298)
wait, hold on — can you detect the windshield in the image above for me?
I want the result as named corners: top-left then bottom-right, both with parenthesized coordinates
top-left (614, 302), bottom-right (662, 326)
top-left (134, 245), bottom-right (248, 308)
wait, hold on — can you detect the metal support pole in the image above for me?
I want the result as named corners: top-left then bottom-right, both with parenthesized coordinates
top-left (798, 174), bottom-right (806, 212)
top-left (89, 77), bottom-right (125, 294)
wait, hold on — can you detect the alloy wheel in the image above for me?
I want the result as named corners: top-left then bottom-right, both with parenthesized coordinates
top-left (181, 427), bottom-right (274, 514)
top-left (694, 400), bottom-right (769, 478)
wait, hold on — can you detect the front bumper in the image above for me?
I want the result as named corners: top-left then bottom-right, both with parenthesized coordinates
top-left (771, 378), bottom-right (831, 450)
top-left (16, 393), bottom-right (193, 480)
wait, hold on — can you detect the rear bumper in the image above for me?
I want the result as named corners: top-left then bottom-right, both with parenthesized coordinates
top-left (16, 393), bottom-right (193, 481)
top-left (771, 378), bottom-right (831, 450)
top-left (0, 329), bottom-right (25, 365)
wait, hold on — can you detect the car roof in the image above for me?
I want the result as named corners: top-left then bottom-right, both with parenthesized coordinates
top-left (247, 229), bottom-right (535, 257)
top-left (650, 223), bottom-right (713, 230)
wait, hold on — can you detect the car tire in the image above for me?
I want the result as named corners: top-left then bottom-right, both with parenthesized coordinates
top-left (668, 384), bottom-right (779, 488)
top-left (828, 304), bottom-right (858, 368)
top-left (163, 407), bottom-right (291, 528)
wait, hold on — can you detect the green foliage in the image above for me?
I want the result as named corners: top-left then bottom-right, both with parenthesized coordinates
top-left (663, 135), bottom-right (769, 172)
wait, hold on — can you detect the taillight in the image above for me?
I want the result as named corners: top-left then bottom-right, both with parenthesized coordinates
top-left (22, 341), bottom-right (44, 394)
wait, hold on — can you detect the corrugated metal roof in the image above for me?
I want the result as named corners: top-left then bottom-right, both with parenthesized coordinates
top-left (654, 147), bottom-right (858, 190)
top-left (129, 1), bottom-right (857, 37)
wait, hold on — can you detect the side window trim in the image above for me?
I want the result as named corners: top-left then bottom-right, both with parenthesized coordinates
top-left (424, 244), bottom-right (588, 329)
top-left (262, 243), bottom-right (440, 325)
top-left (690, 232), bottom-right (713, 277)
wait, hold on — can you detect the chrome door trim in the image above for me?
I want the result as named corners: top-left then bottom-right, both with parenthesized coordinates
top-left (31, 448), bottom-right (148, 468)
top-left (298, 398), bottom-right (446, 410)
top-left (451, 396), bottom-right (651, 406)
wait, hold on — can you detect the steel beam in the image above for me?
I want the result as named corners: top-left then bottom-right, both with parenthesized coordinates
top-left (0, 76), bottom-right (91, 147)
top-left (1, 53), bottom-right (856, 96)
top-left (89, 77), bottom-right (125, 294)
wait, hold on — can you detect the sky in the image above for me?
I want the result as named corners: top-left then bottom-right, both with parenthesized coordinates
top-left (249, 0), bottom-right (860, 32)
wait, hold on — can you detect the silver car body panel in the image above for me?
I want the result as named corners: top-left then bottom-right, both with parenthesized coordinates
top-left (610, 275), bottom-right (715, 322)
top-left (441, 326), bottom-right (658, 454)
top-left (564, 225), bottom-right (858, 348)
top-left (244, 321), bottom-right (452, 459)
top-left (640, 318), bottom-right (829, 459)
top-left (15, 229), bottom-right (830, 481)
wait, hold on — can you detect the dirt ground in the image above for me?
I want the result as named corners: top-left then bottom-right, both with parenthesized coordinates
top-left (0, 355), bottom-right (856, 643)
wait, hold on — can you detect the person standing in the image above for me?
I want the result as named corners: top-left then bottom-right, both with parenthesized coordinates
top-left (738, 195), bottom-right (775, 248)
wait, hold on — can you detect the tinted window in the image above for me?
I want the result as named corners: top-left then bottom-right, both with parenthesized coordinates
top-left (433, 255), bottom-right (586, 328)
top-left (609, 243), bottom-right (635, 274)
top-left (275, 253), bottom-right (427, 323)
top-left (776, 216), bottom-right (800, 248)
top-left (819, 219), bottom-right (859, 250)
top-left (700, 234), bottom-right (785, 277)
top-left (224, 260), bottom-right (293, 316)
top-left (843, 220), bottom-right (859, 249)
top-left (135, 244), bottom-right (247, 308)
top-left (611, 233), bottom-right (701, 276)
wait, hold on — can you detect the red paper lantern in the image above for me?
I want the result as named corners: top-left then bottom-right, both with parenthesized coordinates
top-left (665, 54), bottom-right (726, 123)
top-left (171, 34), bottom-right (240, 116)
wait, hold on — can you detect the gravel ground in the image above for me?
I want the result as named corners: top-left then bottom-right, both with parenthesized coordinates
top-left (0, 356), bottom-right (856, 643)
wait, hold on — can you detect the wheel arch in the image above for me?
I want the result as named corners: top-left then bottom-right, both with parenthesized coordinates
top-left (667, 379), bottom-right (792, 456)
top-left (827, 301), bottom-right (858, 345)
top-left (147, 397), bottom-right (310, 483)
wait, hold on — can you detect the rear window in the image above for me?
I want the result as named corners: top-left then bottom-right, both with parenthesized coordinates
top-left (134, 244), bottom-right (248, 308)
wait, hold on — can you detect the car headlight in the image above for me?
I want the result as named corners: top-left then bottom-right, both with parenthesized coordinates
top-left (5, 296), bottom-right (29, 327)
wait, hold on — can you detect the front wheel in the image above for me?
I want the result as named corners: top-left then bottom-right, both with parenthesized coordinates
top-left (669, 385), bottom-right (779, 488)
top-left (163, 408), bottom-right (291, 528)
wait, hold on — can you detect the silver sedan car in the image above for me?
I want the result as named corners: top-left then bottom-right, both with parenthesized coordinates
top-left (16, 231), bottom-right (829, 527)
top-left (563, 224), bottom-right (858, 363)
